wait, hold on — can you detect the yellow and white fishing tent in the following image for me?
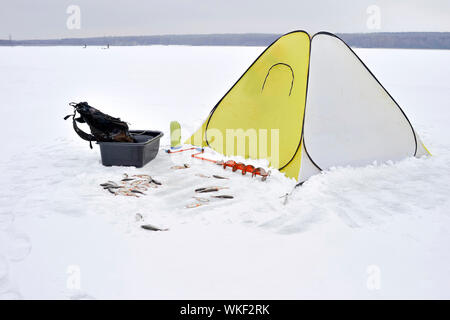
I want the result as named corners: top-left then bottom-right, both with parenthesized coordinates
top-left (186, 31), bottom-right (429, 182)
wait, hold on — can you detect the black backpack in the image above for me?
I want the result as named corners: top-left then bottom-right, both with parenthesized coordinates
top-left (64, 102), bottom-right (135, 148)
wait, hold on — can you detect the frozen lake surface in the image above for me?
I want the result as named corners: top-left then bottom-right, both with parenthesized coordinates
top-left (0, 45), bottom-right (449, 299)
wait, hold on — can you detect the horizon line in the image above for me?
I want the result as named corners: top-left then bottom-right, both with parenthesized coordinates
top-left (3, 31), bottom-right (450, 42)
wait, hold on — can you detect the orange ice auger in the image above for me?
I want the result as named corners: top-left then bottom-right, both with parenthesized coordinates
top-left (167, 147), bottom-right (271, 181)
top-left (216, 159), bottom-right (270, 181)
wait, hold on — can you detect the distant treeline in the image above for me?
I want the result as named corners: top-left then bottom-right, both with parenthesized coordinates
top-left (1, 32), bottom-right (449, 49)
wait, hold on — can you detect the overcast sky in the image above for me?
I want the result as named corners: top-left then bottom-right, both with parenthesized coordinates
top-left (1, 0), bottom-right (449, 40)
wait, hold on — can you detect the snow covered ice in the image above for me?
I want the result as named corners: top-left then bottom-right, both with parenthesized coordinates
top-left (0, 45), bottom-right (449, 299)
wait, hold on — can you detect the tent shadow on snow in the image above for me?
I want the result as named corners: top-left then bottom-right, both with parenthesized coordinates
top-left (186, 31), bottom-right (430, 182)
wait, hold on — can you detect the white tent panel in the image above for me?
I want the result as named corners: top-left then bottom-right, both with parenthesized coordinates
top-left (297, 142), bottom-right (321, 182)
top-left (303, 33), bottom-right (417, 170)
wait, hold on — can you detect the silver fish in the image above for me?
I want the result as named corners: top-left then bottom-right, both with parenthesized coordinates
top-left (170, 164), bottom-right (190, 170)
top-left (103, 185), bottom-right (120, 189)
top-left (195, 187), bottom-right (219, 193)
top-left (193, 196), bottom-right (210, 203)
top-left (106, 188), bottom-right (117, 195)
top-left (141, 224), bottom-right (169, 231)
top-left (151, 178), bottom-right (162, 185)
top-left (212, 175), bottom-right (228, 180)
top-left (107, 181), bottom-right (119, 187)
top-left (195, 186), bottom-right (229, 193)
top-left (130, 189), bottom-right (145, 195)
top-left (195, 173), bottom-right (210, 178)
